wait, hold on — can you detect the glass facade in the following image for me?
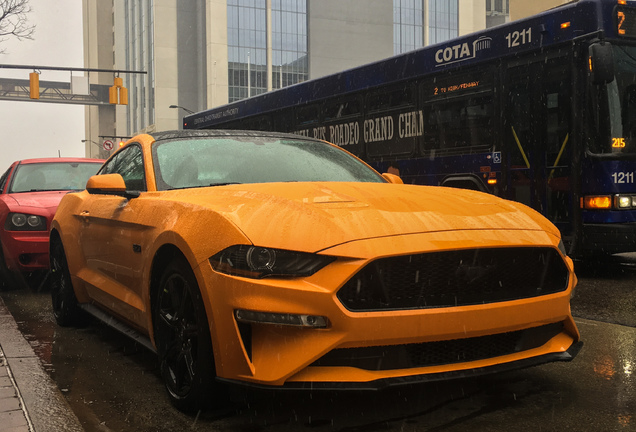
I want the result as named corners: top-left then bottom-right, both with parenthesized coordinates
top-left (428, 0), bottom-right (458, 45)
top-left (227, 0), bottom-right (308, 103)
top-left (227, 0), bottom-right (267, 101)
top-left (124, 0), bottom-right (155, 133)
top-left (393, 0), bottom-right (458, 54)
top-left (271, 0), bottom-right (308, 90)
top-left (393, 0), bottom-right (423, 55)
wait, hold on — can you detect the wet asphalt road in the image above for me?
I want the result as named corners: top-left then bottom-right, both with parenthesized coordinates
top-left (0, 256), bottom-right (635, 432)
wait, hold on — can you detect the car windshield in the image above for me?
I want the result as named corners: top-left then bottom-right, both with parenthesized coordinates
top-left (152, 136), bottom-right (385, 191)
top-left (9, 162), bottom-right (103, 193)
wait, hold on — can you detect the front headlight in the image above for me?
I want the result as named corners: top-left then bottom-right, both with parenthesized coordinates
top-left (5, 213), bottom-right (47, 231)
top-left (210, 245), bottom-right (335, 278)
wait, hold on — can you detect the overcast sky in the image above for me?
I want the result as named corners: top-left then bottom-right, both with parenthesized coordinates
top-left (0, 0), bottom-right (85, 171)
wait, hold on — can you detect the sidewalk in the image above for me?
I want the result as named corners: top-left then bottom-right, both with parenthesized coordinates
top-left (0, 296), bottom-right (83, 432)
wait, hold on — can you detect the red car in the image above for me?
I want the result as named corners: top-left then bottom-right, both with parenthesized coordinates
top-left (0, 158), bottom-right (104, 287)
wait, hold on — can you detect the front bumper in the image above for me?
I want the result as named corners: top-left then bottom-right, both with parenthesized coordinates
top-left (1, 230), bottom-right (50, 272)
top-left (219, 341), bottom-right (583, 391)
top-left (195, 230), bottom-right (580, 388)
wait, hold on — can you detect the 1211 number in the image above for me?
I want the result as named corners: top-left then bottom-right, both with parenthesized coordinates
top-left (612, 172), bottom-right (634, 184)
top-left (505, 28), bottom-right (532, 48)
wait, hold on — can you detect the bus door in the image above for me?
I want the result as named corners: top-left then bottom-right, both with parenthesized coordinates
top-left (503, 57), bottom-right (572, 230)
top-left (503, 62), bottom-right (542, 210)
top-left (543, 57), bottom-right (573, 234)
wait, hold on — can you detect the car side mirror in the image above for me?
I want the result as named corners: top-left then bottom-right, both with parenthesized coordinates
top-left (382, 173), bottom-right (403, 184)
top-left (86, 174), bottom-right (140, 198)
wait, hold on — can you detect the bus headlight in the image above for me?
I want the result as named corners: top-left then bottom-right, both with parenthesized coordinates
top-left (615, 194), bottom-right (636, 209)
top-left (581, 194), bottom-right (636, 210)
top-left (617, 196), bottom-right (632, 208)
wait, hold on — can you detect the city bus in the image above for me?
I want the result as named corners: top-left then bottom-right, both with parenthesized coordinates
top-left (183, 0), bottom-right (636, 258)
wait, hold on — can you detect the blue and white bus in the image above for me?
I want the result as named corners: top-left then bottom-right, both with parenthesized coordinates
top-left (184, 0), bottom-right (636, 258)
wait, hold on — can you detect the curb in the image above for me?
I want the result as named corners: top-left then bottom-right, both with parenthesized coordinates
top-left (0, 295), bottom-right (83, 432)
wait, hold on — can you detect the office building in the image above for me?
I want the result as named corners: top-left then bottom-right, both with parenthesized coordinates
top-left (82, 0), bottom-right (492, 152)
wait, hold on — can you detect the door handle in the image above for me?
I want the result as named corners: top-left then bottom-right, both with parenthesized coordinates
top-left (80, 210), bottom-right (90, 223)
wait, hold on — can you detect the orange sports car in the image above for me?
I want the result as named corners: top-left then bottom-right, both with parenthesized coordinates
top-left (50, 130), bottom-right (581, 412)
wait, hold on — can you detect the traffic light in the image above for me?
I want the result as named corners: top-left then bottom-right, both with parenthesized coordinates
top-left (29, 72), bottom-right (40, 99)
top-left (109, 76), bottom-right (128, 105)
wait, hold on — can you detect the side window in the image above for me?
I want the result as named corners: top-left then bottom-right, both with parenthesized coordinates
top-left (0, 167), bottom-right (12, 193)
top-left (99, 145), bottom-right (146, 191)
top-left (422, 95), bottom-right (494, 156)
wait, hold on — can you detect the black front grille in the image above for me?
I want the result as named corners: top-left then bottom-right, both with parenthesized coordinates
top-left (337, 247), bottom-right (569, 311)
top-left (311, 323), bottom-right (564, 371)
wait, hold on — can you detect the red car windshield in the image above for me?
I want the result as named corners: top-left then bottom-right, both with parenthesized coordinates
top-left (9, 162), bottom-right (103, 193)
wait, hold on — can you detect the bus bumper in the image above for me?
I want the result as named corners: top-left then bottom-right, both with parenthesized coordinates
top-left (581, 223), bottom-right (636, 255)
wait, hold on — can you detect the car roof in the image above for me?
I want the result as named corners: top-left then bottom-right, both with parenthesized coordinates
top-left (149, 129), bottom-right (322, 143)
top-left (16, 157), bottom-right (105, 165)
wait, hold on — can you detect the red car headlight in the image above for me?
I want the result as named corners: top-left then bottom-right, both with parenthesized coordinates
top-left (210, 245), bottom-right (335, 279)
top-left (5, 213), bottom-right (47, 231)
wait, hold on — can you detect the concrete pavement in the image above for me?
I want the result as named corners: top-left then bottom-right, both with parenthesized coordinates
top-left (0, 296), bottom-right (83, 432)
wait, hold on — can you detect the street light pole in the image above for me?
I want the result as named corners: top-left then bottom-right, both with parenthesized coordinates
top-left (81, 139), bottom-right (101, 159)
top-left (169, 104), bottom-right (194, 114)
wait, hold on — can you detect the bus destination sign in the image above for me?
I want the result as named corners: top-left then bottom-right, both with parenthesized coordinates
top-left (617, 6), bottom-right (636, 37)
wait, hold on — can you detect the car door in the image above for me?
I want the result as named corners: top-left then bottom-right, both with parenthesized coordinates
top-left (78, 144), bottom-right (151, 328)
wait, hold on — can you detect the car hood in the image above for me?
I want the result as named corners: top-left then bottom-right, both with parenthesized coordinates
top-left (165, 182), bottom-right (560, 253)
top-left (6, 191), bottom-right (69, 211)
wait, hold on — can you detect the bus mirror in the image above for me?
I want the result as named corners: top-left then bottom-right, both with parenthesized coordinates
top-left (382, 173), bottom-right (403, 184)
top-left (588, 42), bottom-right (614, 84)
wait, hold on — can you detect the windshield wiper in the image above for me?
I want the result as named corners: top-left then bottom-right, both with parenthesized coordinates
top-left (164, 182), bottom-right (242, 191)
top-left (208, 182), bottom-right (242, 187)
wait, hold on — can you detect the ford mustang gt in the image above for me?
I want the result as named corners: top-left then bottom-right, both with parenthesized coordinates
top-left (50, 130), bottom-right (581, 412)
top-left (0, 157), bottom-right (104, 288)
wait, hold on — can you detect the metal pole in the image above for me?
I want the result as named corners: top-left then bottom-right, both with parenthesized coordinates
top-left (267, 0), bottom-right (272, 92)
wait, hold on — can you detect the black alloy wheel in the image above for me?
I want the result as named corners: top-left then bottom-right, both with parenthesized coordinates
top-left (50, 241), bottom-right (86, 327)
top-left (154, 258), bottom-right (224, 412)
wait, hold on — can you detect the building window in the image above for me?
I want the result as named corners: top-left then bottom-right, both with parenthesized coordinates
top-left (486, 0), bottom-right (509, 28)
top-left (227, 0), bottom-right (267, 102)
top-left (271, 0), bottom-right (308, 90)
top-left (394, 0), bottom-right (423, 55)
top-left (428, 0), bottom-right (458, 44)
top-left (227, 0), bottom-right (307, 102)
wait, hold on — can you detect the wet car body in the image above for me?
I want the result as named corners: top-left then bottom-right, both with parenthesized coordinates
top-left (49, 130), bottom-right (581, 412)
top-left (0, 158), bottom-right (104, 282)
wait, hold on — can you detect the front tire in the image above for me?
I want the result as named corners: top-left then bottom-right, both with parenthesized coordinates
top-left (153, 257), bottom-right (226, 413)
top-left (50, 241), bottom-right (85, 326)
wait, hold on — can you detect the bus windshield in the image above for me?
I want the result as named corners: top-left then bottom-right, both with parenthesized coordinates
top-left (592, 44), bottom-right (636, 155)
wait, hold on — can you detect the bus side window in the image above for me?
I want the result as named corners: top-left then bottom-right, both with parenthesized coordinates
top-left (364, 86), bottom-right (416, 160)
top-left (367, 87), bottom-right (414, 113)
top-left (323, 98), bottom-right (361, 121)
top-left (422, 96), bottom-right (493, 156)
top-left (296, 104), bottom-right (320, 126)
top-left (545, 59), bottom-right (571, 166)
